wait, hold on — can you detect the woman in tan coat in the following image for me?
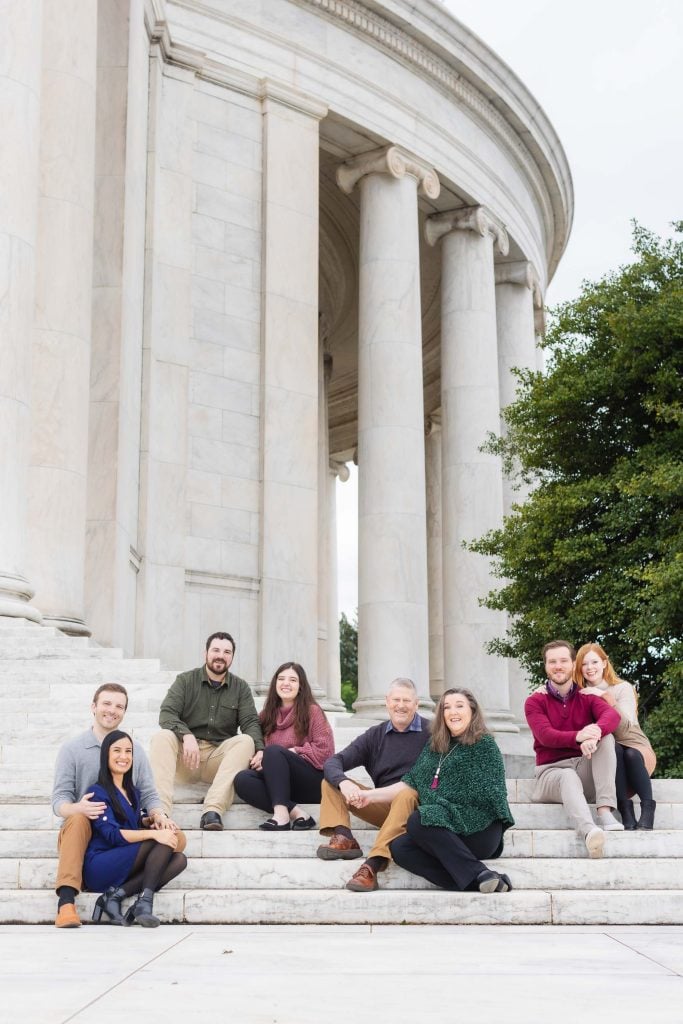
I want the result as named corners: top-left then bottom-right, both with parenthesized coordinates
top-left (574, 643), bottom-right (656, 829)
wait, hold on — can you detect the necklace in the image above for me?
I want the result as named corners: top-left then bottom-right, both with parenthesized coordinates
top-left (430, 743), bottom-right (458, 790)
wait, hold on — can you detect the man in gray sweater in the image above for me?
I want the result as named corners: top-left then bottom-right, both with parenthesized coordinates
top-left (52, 682), bottom-right (180, 928)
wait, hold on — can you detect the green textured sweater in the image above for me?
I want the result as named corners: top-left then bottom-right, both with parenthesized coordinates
top-left (402, 733), bottom-right (514, 836)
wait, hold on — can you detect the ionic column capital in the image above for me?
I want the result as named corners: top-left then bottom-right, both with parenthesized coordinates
top-left (425, 205), bottom-right (509, 256)
top-left (329, 457), bottom-right (350, 482)
top-left (336, 145), bottom-right (440, 199)
top-left (495, 259), bottom-right (543, 309)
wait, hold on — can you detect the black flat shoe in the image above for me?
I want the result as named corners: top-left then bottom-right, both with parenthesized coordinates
top-left (200, 811), bottom-right (224, 831)
top-left (259, 817), bottom-right (291, 831)
top-left (476, 869), bottom-right (511, 894)
top-left (291, 815), bottom-right (316, 831)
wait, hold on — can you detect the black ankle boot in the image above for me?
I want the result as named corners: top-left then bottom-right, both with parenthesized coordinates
top-left (92, 886), bottom-right (126, 925)
top-left (636, 799), bottom-right (656, 830)
top-left (126, 888), bottom-right (160, 928)
top-left (618, 800), bottom-right (637, 830)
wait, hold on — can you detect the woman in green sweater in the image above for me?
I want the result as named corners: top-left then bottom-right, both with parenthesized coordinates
top-left (356, 688), bottom-right (514, 892)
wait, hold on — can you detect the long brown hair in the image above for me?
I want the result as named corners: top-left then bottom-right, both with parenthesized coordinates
top-left (574, 642), bottom-right (621, 688)
top-left (260, 662), bottom-right (317, 743)
top-left (430, 688), bottom-right (489, 752)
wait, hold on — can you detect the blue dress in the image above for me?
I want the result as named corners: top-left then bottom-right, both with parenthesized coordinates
top-left (83, 783), bottom-right (142, 891)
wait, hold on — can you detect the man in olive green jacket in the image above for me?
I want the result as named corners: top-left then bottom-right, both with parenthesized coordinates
top-left (150, 631), bottom-right (263, 830)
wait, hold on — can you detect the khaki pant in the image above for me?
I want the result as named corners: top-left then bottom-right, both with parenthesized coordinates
top-left (55, 813), bottom-right (187, 894)
top-left (149, 730), bottom-right (255, 815)
top-left (533, 734), bottom-right (617, 834)
top-left (319, 780), bottom-right (418, 860)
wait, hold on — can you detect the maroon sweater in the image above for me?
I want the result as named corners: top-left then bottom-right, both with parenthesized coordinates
top-left (525, 687), bottom-right (621, 766)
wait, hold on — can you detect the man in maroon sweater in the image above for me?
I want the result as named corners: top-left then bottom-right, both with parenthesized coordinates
top-left (525, 640), bottom-right (623, 858)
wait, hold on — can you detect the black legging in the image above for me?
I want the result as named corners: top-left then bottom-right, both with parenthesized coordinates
top-left (234, 744), bottom-right (324, 813)
top-left (119, 842), bottom-right (187, 898)
top-left (390, 810), bottom-right (504, 891)
top-left (615, 743), bottom-right (652, 803)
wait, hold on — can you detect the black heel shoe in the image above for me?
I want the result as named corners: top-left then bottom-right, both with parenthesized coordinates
top-left (126, 888), bottom-right (160, 927)
top-left (618, 800), bottom-right (637, 830)
top-left (92, 886), bottom-right (127, 925)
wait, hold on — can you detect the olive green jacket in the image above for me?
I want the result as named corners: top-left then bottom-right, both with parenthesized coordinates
top-left (158, 666), bottom-right (264, 751)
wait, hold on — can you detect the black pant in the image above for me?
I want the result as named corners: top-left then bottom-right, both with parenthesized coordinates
top-left (234, 745), bottom-right (324, 813)
top-left (390, 810), bottom-right (504, 891)
top-left (615, 743), bottom-right (653, 803)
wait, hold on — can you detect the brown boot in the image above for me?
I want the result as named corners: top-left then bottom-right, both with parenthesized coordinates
top-left (316, 834), bottom-right (363, 860)
top-left (55, 903), bottom-right (81, 928)
top-left (345, 863), bottom-right (379, 892)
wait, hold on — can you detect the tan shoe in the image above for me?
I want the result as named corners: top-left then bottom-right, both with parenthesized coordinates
top-left (55, 903), bottom-right (81, 928)
top-left (345, 863), bottom-right (379, 892)
top-left (316, 834), bottom-right (363, 861)
top-left (584, 827), bottom-right (605, 858)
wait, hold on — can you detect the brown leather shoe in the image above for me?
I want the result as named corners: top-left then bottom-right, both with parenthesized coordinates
top-left (346, 862), bottom-right (379, 892)
top-left (55, 903), bottom-right (81, 928)
top-left (316, 834), bottom-right (363, 861)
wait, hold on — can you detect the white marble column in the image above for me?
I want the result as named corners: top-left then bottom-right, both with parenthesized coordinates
top-left (136, 55), bottom-right (194, 665)
top-left (425, 411), bottom-right (444, 698)
top-left (425, 205), bottom-right (517, 733)
top-left (26, 0), bottom-right (98, 634)
top-left (316, 345), bottom-right (346, 709)
top-left (494, 260), bottom-right (540, 512)
top-left (0, 0), bottom-right (42, 622)
top-left (326, 458), bottom-right (350, 712)
top-left (258, 85), bottom-right (327, 687)
top-left (337, 145), bottom-right (439, 715)
top-left (495, 260), bottom-right (541, 730)
top-left (85, 0), bottom-right (149, 653)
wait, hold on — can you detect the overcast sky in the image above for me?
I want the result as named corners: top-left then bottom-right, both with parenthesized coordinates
top-left (336, 0), bottom-right (683, 617)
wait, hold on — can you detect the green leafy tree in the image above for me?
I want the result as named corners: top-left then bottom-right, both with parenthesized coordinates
top-left (339, 611), bottom-right (358, 711)
top-left (469, 224), bottom-right (683, 774)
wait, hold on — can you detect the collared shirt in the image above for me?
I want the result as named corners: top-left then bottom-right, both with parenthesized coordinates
top-left (385, 712), bottom-right (423, 734)
top-left (158, 665), bottom-right (264, 750)
top-left (52, 729), bottom-right (160, 818)
top-left (546, 680), bottom-right (577, 705)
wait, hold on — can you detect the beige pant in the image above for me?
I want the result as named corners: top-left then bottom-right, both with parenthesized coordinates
top-left (533, 734), bottom-right (617, 834)
top-left (319, 780), bottom-right (418, 860)
top-left (149, 730), bottom-right (255, 815)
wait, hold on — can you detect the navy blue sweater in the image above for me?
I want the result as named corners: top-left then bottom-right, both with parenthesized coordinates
top-left (324, 717), bottom-right (430, 789)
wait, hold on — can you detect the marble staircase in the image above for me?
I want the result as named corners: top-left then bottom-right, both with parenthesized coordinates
top-left (1, 622), bottom-right (681, 926)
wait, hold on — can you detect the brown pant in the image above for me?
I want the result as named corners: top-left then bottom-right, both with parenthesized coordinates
top-left (533, 734), bottom-right (617, 834)
top-left (319, 781), bottom-right (418, 860)
top-left (55, 813), bottom-right (187, 894)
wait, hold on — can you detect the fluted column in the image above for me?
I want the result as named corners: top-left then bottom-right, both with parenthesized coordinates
top-left (495, 260), bottom-right (541, 511)
top-left (426, 205), bottom-right (517, 733)
top-left (27, 0), bottom-right (98, 634)
top-left (0, 0), bottom-right (42, 622)
top-left (495, 260), bottom-right (542, 730)
top-left (326, 458), bottom-right (350, 712)
top-left (425, 411), bottom-right (444, 698)
top-left (337, 145), bottom-right (439, 715)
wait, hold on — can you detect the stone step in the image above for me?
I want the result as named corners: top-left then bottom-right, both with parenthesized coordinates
top-left (2, 827), bottom-right (680, 859)
top-left (3, 854), bottom-right (681, 892)
top-left (0, 643), bottom-right (124, 659)
top-left (1, 888), bottom-right (682, 925)
top-left (0, 660), bottom-right (164, 680)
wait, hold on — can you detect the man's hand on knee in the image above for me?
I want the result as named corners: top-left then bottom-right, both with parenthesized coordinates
top-left (182, 734), bottom-right (201, 770)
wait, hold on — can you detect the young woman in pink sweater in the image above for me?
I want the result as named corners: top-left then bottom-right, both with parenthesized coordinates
top-left (234, 662), bottom-right (335, 830)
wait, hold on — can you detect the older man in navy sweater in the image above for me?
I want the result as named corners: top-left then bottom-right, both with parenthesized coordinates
top-left (317, 677), bottom-right (429, 892)
top-left (525, 640), bottom-right (623, 858)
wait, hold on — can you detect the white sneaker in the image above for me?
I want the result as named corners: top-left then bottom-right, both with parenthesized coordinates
top-left (597, 810), bottom-right (625, 831)
top-left (584, 827), bottom-right (605, 858)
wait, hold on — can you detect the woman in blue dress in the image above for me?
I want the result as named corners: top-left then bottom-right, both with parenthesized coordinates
top-left (84, 730), bottom-right (187, 927)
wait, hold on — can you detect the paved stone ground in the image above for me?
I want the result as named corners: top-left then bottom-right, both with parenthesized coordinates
top-left (2, 924), bottom-right (681, 1023)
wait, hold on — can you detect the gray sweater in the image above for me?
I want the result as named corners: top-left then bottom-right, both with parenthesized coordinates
top-left (51, 729), bottom-right (160, 818)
